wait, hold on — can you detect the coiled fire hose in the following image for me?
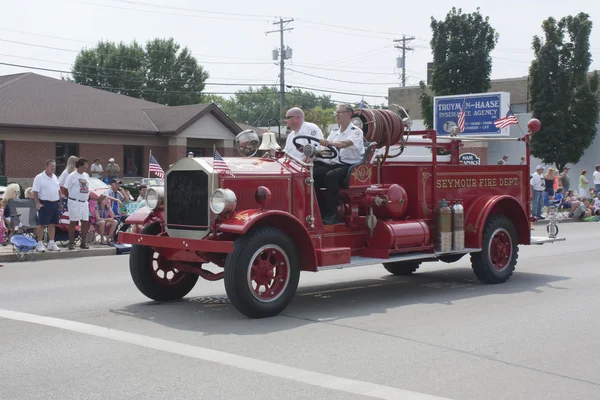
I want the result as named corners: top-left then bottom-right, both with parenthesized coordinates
top-left (352, 108), bottom-right (406, 163)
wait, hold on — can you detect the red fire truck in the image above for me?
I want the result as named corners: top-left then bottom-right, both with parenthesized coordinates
top-left (119, 109), bottom-right (563, 318)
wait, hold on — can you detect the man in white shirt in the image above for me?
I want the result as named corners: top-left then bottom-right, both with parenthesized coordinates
top-left (64, 158), bottom-right (91, 250)
top-left (32, 160), bottom-right (63, 252)
top-left (530, 165), bottom-right (546, 219)
top-left (313, 104), bottom-right (365, 225)
top-left (283, 107), bottom-right (324, 162)
top-left (593, 164), bottom-right (600, 196)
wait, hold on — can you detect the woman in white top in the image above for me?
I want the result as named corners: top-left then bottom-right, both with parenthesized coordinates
top-left (58, 156), bottom-right (78, 186)
top-left (90, 158), bottom-right (104, 179)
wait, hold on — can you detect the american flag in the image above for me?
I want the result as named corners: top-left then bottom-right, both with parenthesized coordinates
top-left (494, 110), bottom-right (519, 129)
top-left (213, 149), bottom-right (232, 176)
top-left (149, 154), bottom-right (164, 178)
top-left (457, 100), bottom-right (466, 133)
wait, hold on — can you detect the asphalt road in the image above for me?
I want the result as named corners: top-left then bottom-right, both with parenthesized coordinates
top-left (1, 222), bottom-right (599, 400)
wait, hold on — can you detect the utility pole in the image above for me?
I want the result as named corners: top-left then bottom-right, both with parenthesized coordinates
top-left (267, 18), bottom-right (294, 123)
top-left (394, 35), bottom-right (415, 87)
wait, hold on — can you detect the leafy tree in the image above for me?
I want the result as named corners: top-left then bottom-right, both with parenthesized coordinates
top-left (305, 106), bottom-right (336, 133)
top-left (419, 7), bottom-right (499, 128)
top-left (529, 13), bottom-right (599, 171)
top-left (222, 86), bottom-right (336, 126)
top-left (70, 38), bottom-right (209, 106)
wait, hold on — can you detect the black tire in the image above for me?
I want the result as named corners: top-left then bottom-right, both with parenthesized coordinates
top-left (383, 262), bottom-right (421, 275)
top-left (438, 254), bottom-right (465, 264)
top-left (129, 222), bottom-right (199, 301)
top-left (546, 223), bottom-right (558, 237)
top-left (470, 215), bottom-right (518, 284)
top-left (224, 227), bottom-right (300, 319)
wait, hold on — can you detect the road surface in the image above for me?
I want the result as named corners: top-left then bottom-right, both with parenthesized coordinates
top-left (1, 222), bottom-right (599, 400)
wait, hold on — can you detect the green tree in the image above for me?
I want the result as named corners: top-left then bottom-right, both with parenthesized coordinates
top-left (223, 86), bottom-right (336, 126)
top-left (305, 106), bottom-right (336, 133)
top-left (529, 13), bottom-right (599, 171)
top-left (419, 7), bottom-right (499, 128)
top-left (70, 38), bottom-right (209, 106)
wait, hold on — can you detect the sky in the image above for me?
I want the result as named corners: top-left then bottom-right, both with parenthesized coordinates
top-left (1, 0), bottom-right (599, 108)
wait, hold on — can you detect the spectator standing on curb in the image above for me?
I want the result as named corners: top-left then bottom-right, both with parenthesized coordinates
top-left (32, 160), bottom-right (63, 252)
top-left (579, 170), bottom-right (590, 199)
top-left (106, 158), bottom-right (120, 182)
top-left (593, 165), bottom-right (600, 196)
top-left (560, 167), bottom-right (570, 193)
top-left (90, 158), bottom-right (103, 179)
top-left (530, 165), bottom-right (546, 220)
top-left (64, 158), bottom-right (91, 250)
top-left (58, 156), bottom-right (78, 186)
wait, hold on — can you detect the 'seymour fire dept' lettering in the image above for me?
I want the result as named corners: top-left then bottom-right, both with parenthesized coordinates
top-left (436, 177), bottom-right (520, 189)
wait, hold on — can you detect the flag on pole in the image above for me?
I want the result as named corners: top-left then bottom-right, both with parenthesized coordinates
top-left (149, 154), bottom-right (164, 178)
top-left (494, 109), bottom-right (519, 129)
top-left (457, 99), bottom-right (466, 133)
top-left (213, 149), bottom-right (232, 176)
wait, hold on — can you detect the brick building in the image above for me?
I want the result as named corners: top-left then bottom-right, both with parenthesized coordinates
top-left (0, 73), bottom-right (243, 186)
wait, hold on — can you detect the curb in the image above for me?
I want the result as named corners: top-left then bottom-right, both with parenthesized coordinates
top-left (0, 246), bottom-right (118, 263)
top-left (532, 218), bottom-right (579, 226)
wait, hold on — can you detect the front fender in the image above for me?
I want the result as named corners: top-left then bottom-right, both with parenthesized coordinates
top-left (464, 195), bottom-right (530, 248)
top-left (219, 209), bottom-right (318, 272)
top-left (125, 206), bottom-right (164, 226)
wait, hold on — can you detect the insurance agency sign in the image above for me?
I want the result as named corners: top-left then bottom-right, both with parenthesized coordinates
top-left (434, 92), bottom-right (511, 136)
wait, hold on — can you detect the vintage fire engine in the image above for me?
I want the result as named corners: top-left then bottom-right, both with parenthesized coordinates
top-left (119, 108), bottom-right (564, 318)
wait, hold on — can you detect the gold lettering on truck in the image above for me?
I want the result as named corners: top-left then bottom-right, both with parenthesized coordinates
top-left (436, 177), bottom-right (520, 188)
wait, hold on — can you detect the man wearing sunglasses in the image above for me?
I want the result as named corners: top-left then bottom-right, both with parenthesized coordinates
top-left (313, 104), bottom-right (365, 225)
top-left (283, 107), bottom-right (324, 162)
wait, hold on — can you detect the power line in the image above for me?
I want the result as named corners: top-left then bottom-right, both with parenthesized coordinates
top-left (286, 84), bottom-right (387, 99)
top-left (285, 68), bottom-right (399, 85)
top-left (0, 28), bottom-right (96, 44)
top-left (68, 0), bottom-right (270, 22)
top-left (0, 62), bottom-right (275, 86)
top-left (266, 18), bottom-right (294, 121)
top-left (295, 18), bottom-right (426, 41)
top-left (109, 0), bottom-right (274, 19)
top-left (287, 63), bottom-right (397, 75)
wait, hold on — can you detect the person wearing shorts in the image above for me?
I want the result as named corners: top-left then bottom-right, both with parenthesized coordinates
top-left (32, 160), bottom-right (63, 252)
top-left (64, 157), bottom-right (91, 250)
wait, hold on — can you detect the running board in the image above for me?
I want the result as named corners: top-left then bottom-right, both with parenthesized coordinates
top-left (530, 236), bottom-right (566, 245)
top-left (317, 248), bottom-right (481, 271)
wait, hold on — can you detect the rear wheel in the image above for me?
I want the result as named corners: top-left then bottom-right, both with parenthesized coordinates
top-left (471, 215), bottom-right (518, 284)
top-left (130, 222), bottom-right (199, 301)
top-left (224, 227), bottom-right (300, 318)
top-left (383, 262), bottom-right (421, 275)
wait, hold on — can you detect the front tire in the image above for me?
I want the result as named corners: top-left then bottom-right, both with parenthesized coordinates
top-left (130, 222), bottom-right (199, 301)
top-left (224, 227), bottom-right (300, 318)
top-left (383, 262), bottom-right (421, 275)
top-left (471, 215), bottom-right (518, 284)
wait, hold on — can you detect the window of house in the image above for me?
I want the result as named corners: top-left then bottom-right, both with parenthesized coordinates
top-left (186, 147), bottom-right (206, 157)
top-left (124, 145), bottom-right (143, 177)
top-left (55, 143), bottom-right (79, 175)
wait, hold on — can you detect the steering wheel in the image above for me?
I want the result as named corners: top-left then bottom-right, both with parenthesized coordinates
top-left (292, 135), bottom-right (338, 159)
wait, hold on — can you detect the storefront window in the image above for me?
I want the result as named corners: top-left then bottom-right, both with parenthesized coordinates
top-left (124, 145), bottom-right (143, 177)
top-left (55, 143), bottom-right (79, 175)
top-left (0, 141), bottom-right (5, 176)
top-left (186, 147), bottom-right (206, 157)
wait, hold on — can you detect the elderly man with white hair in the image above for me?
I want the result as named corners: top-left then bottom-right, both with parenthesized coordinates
top-left (530, 165), bottom-right (546, 220)
top-left (283, 107), bottom-right (324, 162)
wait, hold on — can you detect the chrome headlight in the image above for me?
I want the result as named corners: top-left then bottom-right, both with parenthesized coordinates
top-left (146, 187), bottom-right (164, 210)
top-left (210, 188), bottom-right (237, 215)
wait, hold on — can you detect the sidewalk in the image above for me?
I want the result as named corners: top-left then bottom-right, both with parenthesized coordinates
top-left (0, 242), bottom-right (119, 263)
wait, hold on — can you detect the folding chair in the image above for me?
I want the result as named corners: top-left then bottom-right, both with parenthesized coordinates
top-left (7, 199), bottom-right (38, 239)
top-left (10, 235), bottom-right (37, 261)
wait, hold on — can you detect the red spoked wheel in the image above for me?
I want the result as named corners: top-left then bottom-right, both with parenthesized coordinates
top-left (488, 228), bottom-right (513, 272)
top-left (471, 215), bottom-right (519, 284)
top-left (151, 253), bottom-right (188, 285)
top-left (225, 227), bottom-right (300, 318)
top-left (130, 222), bottom-right (199, 301)
top-left (247, 245), bottom-right (290, 303)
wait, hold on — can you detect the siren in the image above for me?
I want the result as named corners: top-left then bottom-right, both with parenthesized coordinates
top-left (258, 131), bottom-right (281, 152)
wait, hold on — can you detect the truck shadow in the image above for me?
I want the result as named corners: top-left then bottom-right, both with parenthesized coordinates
top-left (110, 266), bottom-right (571, 336)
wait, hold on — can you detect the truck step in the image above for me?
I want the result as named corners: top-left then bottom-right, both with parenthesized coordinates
top-left (316, 247), bottom-right (352, 266)
top-left (317, 248), bottom-right (481, 271)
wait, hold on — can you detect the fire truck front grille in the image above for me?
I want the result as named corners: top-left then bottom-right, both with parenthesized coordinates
top-left (166, 170), bottom-right (209, 229)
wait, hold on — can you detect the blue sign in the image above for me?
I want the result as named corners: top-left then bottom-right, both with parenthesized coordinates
top-left (433, 92), bottom-right (510, 136)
